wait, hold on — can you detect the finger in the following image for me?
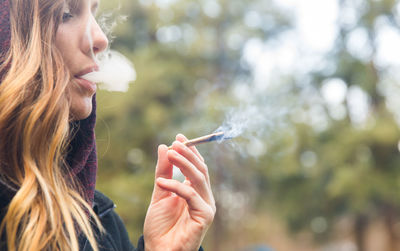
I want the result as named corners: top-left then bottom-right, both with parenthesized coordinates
top-left (155, 144), bottom-right (173, 179)
top-left (176, 134), bottom-right (205, 162)
top-left (156, 178), bottom-right (212, 218)
top-left (174, 137), bottom-right (215, 208)
top-left (171, 141), bottom-right (210, 186)
top-left (167, 149), bottom-right (213, 204)
top-left (151, 145), bottom-right (173, 202)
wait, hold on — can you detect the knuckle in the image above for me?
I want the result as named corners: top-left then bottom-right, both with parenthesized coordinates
top-left (195, 163), bottom-right (207, 177)
top-left (197, 161), bottom-right (208, 172)
top-left (201, 163), bottom-right (208, 173)
top-left (188, 188), bottom-right (197, 198)
top-left (197, 172), bottom-right (206, 184)
top-left (195, 222), bottom-right (207, 233)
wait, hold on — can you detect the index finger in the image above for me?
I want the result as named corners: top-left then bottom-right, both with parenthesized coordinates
top-left (176, 134), bottom-right (205, 162)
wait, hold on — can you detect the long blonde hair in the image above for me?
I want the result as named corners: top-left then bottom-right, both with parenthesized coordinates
top-left (0, 0), bottom-right (103, 250)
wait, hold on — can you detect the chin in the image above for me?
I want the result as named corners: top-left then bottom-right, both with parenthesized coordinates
top-left (70, 98), bottom-right (93, 121)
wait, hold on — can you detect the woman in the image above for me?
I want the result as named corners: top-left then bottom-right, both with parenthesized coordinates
top-left (0, 0), bottom-right (216, 250)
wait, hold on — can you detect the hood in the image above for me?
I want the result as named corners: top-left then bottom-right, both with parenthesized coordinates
top-left (0, 0), bottom-right (10, 60)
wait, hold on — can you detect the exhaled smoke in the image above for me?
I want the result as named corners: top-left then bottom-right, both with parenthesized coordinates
top-left (81, 50), bottom-right (136, 92)
top-left (97, 7), bottom-right (127, 45)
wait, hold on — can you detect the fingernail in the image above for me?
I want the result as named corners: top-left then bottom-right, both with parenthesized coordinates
top-left (176, 133), bottom-right (187, 140)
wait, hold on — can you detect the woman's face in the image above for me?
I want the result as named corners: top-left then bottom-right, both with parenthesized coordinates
top-left (55, 0), bottom-right (108, 120)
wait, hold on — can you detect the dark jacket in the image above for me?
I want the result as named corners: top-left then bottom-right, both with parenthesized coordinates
top-left (79, 190), bottom-right (145, 251)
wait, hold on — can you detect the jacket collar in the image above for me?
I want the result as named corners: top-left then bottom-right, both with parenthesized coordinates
top-left (93, 190), bottom-right (116, 218)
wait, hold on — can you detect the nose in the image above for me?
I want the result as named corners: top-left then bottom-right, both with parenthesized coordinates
top-left (87, 16), bottom-right (108, 55)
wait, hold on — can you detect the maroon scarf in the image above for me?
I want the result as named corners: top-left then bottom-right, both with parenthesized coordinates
top-left (0, 0), bottom-right (98, 205)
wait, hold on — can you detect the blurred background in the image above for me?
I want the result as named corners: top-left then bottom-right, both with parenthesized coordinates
top-left (94, 0), bottom-right (400, 250)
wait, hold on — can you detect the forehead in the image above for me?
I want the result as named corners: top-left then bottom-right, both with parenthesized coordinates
top-left (65, 0), bottom-right (98, 10)
top-left (65, 0), bottom-right (81, 10)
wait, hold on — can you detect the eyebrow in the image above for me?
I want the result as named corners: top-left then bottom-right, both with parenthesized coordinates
top-left (91, 0), bottom-right (99, 13)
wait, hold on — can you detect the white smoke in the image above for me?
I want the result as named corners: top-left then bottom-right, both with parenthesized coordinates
top-left (81, 50), bottom-right (136, 92)
top-left (192, 81), bottom-right (296, 158)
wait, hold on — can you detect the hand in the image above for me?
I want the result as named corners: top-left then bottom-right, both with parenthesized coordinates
top-left (143, 134), bottom-right (216, 251)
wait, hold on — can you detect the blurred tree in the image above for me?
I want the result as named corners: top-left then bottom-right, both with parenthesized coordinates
top-left (266, 1), bottom-right (400, 251)
top-left (95, 0), bottom-right (400, 250)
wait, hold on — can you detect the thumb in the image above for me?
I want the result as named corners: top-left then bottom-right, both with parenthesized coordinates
top-left (151, 144), bottom-right (173, 202)
top-left (155, 144), bottom-right (172, 179)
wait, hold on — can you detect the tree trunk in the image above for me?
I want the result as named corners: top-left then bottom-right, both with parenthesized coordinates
top-left (383, 204), bottom-right (399, 251)
top-left (354, 214), bottom-right (368, 251)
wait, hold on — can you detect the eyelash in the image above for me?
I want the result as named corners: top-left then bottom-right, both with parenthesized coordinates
top-left (62, 12), bottom-right (74, 22)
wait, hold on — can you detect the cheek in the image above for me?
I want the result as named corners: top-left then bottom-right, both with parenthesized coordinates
top-left (55, 26), bottom-right (77, 70)
top-left (55, 26), bottom-right (67, 53)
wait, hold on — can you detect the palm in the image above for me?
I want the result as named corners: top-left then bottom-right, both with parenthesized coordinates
top-left (145, 193), bottom-right (205, 250)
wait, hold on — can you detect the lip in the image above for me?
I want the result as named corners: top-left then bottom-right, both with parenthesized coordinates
top-left (74, 77), bottom-right (97, 93)
top-left (75, 65), bottom-right (99, 77)
top-left (74, 65), bottom-right (99, 93)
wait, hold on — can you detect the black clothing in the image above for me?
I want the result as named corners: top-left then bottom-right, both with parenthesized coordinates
top-left (79, 190), bottom-right (144, 251)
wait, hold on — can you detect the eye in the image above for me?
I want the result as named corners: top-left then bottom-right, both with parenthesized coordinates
top-left (62, 12), bottom-right (74, 22)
